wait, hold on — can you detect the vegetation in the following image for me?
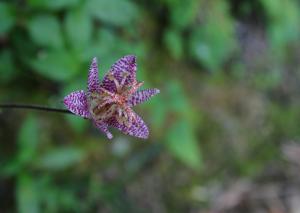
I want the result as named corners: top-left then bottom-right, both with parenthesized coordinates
top-left (1, 0), bottom-right (300, 212)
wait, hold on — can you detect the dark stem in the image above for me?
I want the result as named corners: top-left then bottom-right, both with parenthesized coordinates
top-left (0, 103), bottom-right (73, 114)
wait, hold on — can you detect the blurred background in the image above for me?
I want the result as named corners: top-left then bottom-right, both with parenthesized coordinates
top-left (1, 0), bottom-right (300, 212)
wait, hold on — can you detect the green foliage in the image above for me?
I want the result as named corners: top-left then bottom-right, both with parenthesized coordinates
top-left (0, 2), bottom-right (15, 36)
top-left (36, 147), bottom-right (84, 170)
top-left (166, 120), bottom-right (201, 169)
top-left (164, 0), bottom-right (200, 29)
top-left (164, 29), bottom-right (183, 59)
top-left (27, 0), bottom-right (80, 10)
top-left (87, 0), bottom-right (138, 26)
top-left (30, 48), bottom-right (79, 81)
top-left (149, 80), bottom-right (202, 169)
top-left (0, 49), bottom-right (16, 82)
top-left (1, 0), bottom-right (300, 211)
top-left (269, 104), bottom-right (300, 139)
top-left (261, 0), bottom-right (300, 58)
top-left (189, 1), bottom-right (237, 70)
top-left (253, 67), bottom-right (282, 89)
top-left (28, 15), bottom-right (64, 48)
top-left (2, 115), bottom-right (39, 176)
top-left (65, 115), bottom-right (88, 133)
top-left (64, 7), bottom-right (92, 50)
top-left (17, 173), bottom-right (40, 213)
top-left (86, 28), bottom-right (144, 72)
top-left (17, 115), bottom-right (39, 165)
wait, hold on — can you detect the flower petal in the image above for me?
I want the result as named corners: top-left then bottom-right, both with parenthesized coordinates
top-left (64, 90), bottom-right (90, 118)
top-left (107, 112), bottom-right (149, 139)
top-left (88, 57), bottom-right (101, 93)
top-left (94, 121), bottom-right (113, 139)
top-left (128, 88), bottom-right (160, 107)
top-left (101, 55), bottom-right (137, 93)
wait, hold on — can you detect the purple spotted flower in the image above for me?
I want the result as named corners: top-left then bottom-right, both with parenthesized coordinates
top-left (64, 55), bottom-right (160, 139)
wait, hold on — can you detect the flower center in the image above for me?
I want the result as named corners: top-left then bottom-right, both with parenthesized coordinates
top-left (88, 73), bottom-right (143, 125)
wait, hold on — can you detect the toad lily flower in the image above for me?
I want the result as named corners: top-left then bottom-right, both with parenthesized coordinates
top-left (64, 55), bottom-right (160, 139)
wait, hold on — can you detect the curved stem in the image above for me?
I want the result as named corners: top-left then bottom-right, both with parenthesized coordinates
top-left (0, 103), bottom-right (73, 114)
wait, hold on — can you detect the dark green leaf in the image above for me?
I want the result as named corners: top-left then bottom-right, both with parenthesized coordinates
top-left (164, 29), bottom-right (183, 59)
top-left (166, 120), bottom-right (202, 170)
top-left (82, 29), bottom-right (143, 72)
top-left (189, 1), bottom-right (236, 71)
top-left (18, 115), bottom-right (39, 165)
top-left (37, 147), bottom-right (85, 170)
top-left (17, 174), bottom-right (40, 213)
top-left (261, 0), bottom-right (300, 58)
top-left (27, 0), bottom-right (80, 10)
top-left (0, 49), bottom-right (16, 82)
top-left (65, 116), bottom-right (88, 133)
top-left (30, 49), bottom-right (79, 81)
top-left (0, 2), bottom-right (15, 35)
top-left (28, 15), bottom-right (63, 48)
top-left (64, 8), bottom-right (92, 49)
top-left (87, 0), bottom-right (138, 26)
top-left (166, 0), bottom-right (200, 29)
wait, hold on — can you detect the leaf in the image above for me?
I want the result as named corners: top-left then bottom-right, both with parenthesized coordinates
top-left (1, 108), bottom-right (38, 178)
top-left (0, 49), bottom-right (16, 82)
top-left (164, 29), bottom-right (183, 59)
top-left (64, 7), bottom-right (92, 49)
top-left (147, 80), bottom-right (202, 169)
top-left (87, 0), bottom-right (138, 26)
top-left (166, 0), bottom-right (200, 29)
top-left (30, 49), bottom-right (79, 81)
top-left (166, 81), bottom-right (190, 114)
top-left (146, 94), bottom-right (167, 131)
top-left (28, 15), bottom-right (63, 48)
top-left (36, 147), bottom-right (85, 170)
top-left (0, 2), bottom-right (15, 35)
top-left (17, 115), bottom-right (39, 165)
top-left (261, 0), bottom-right (300, 58)
top-left (82, 29), bottom-right (142, 72)
top-left (17, 174), bottom-right (40, 213)
top-left (1, 115), bottom-right (38, 175)
top-left (27, 0), bottom-right (80, 10)
top-left (189, 1), bottom-right (236, 71)
top-left (147, 80), bottom-right (190, 131)
top-left (165, 120), bottom-right (202, 170)
top-left (65, 115), bottom-right (88, 133)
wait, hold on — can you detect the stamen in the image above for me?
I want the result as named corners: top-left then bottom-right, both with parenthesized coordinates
top-left (118, 108), bottom-right (122, 117)
top-left (107, 73), bottom-right (115, 81)
top-left (97, 99), bottom-right (113, 109)
top-left (124, 119), bottom-right (131, 127)
top-left (113, 78), bottom-right (121, 92)
top-left (116, 114), bottom-right (123, 125)
top-left (126, 81), bottom-right (144, 97)
top-left (120, 71), bottom-right (129, 89)
top-left (100, 87), bottom-right (115, 97)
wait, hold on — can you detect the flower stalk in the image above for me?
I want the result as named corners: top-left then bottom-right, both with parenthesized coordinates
top-left (0, 103), bottom-right (72, 114)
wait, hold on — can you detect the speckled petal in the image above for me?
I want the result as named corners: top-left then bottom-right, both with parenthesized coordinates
top-left (101, 55), bottom-right (137, 92)
top-left (88, 57), bottom-right (101, 93)
top-left (128, 88), bottom-right (160, 107)
top-left (107, 112), bottom-right (149, 139)
top-left (64, 90), bottom-right (90, 118)
top-left (94, 121), bottom-right (113, 139)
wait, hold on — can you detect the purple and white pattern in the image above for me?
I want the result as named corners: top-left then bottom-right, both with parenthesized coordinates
top-left (128, 89), bottom-right (160, 107)
top-left (63, 55), bottom-right (159, 139)
top-left (107, 112), bottom-right (149, 139)
top-left (101, 55), bottom-right (137, 93)
top-left (88, 57), bottom-right (101, 93)
top-left (63, 90), bottom-right (90, 118)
